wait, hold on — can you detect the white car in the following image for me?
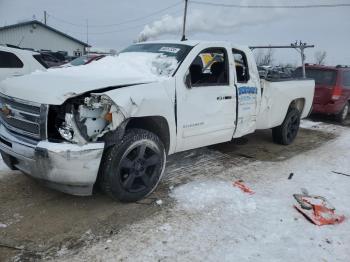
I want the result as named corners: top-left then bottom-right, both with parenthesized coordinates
top-left (0, 40), bottom-right (315, 201)
top-left (0, 45), bottom-right (47, 82)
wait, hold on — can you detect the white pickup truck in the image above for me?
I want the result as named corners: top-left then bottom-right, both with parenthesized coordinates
top-left (0, 40), bottom-right (314, 202)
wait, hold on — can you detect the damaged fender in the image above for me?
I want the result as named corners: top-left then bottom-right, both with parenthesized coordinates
top-left (101, 81), bottom-right (177, 153)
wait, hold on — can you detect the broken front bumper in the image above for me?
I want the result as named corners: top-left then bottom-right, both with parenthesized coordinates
top-left (0, 125), bottom-right (105, 196)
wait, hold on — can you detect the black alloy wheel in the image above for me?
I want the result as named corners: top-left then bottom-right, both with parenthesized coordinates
top-left (272, 108), bottom-right (301, 145)
top-left (119, 143), bottom-right (162, 193)
top-left (286, 112), bottom-right (300, 142)
top-left (99, 128), bottom-right (166, 202)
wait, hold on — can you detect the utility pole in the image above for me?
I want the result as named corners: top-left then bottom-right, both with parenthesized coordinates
top-left (291, 41), bottom-right (314, 78)
top-left (250, 41), bottom-right (315, 78)
top-left (44, 11), bottom-right (47, 25)
top-left (181, 0), bottom-right (188, 41)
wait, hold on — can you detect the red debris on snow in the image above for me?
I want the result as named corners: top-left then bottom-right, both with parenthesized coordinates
top-left (294, 194), bottom-right (345, 226)
top-left (233, 180), bottom-right (255, 195)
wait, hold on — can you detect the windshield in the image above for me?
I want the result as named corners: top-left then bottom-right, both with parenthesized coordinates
top-left (120, 43), bottom-right (193, 76)
top-left (293, 68), bottom-right (337, 85)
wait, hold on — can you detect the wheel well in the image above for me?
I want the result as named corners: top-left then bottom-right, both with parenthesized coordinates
top-left (125, 116), bottom-right (170, 154)
top-left (289, 98), bottom-right (305, 114)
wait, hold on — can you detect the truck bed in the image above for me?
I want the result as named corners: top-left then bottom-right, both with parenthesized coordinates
top-left (256, 78), bottom-right (315, 129)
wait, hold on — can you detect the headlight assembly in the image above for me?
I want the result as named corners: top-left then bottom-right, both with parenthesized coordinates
top-left (56, 94), bottom-right (122, 145)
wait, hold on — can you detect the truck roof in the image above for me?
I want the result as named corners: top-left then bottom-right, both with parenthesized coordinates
top-left (135, 40), bottom-right (249, 51)
top-left (137, 40), bottom-right (201, 46)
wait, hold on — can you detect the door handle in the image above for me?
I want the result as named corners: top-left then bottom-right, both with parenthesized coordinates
top-left (217, 96), bottom-right (232, 100)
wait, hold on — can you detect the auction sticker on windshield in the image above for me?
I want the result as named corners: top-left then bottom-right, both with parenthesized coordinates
top-left (159, 47), bottom-right (181, 54)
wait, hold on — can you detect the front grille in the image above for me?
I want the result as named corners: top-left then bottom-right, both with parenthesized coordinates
top-left (0, 94), bottom-right (48, 140)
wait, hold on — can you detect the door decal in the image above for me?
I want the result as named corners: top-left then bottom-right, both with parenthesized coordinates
top-left (238, 86), bottom-right (257, 107)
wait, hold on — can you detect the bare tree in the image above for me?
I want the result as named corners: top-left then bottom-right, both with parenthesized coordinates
top-left (314, 51), bottom-right (327, 65)
top-left (255, 48), bottom-right (274, 66)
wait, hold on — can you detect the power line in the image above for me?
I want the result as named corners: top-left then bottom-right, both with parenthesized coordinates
top-left (47, 1), bottom-right (182, 28)
top-left (52, 9), bottom-right (183, 36)
top-left (191, 0), bottom-right (350, 8)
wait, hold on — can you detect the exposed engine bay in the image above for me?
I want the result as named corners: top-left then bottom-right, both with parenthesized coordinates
top-left (49, 94), bottom-right (125, 145)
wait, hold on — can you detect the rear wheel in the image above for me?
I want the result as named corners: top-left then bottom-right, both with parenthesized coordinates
top-left (272, 108), bottom-right (301, 145)
top-left (335, 102), bottom-right (349, 124)
top-left (99, 128), bottom-right (166, 202)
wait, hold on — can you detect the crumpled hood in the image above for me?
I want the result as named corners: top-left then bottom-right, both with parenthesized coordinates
top-left (0, 72), bottom-right (154, 105)
top-left (0, 53), bottom-right (174, 105)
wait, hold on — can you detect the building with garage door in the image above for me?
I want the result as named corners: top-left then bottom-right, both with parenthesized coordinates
top-left (0, 20), bottom-right (90, 56)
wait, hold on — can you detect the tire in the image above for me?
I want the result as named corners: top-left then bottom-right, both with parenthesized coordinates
top-left (1, 152), bottom-right (18, 170)
top-left (99, 128), bottom-right (166, 202)
top-left (272, 108), bottom-right (301, 145)
top-left (335, 102), bottom-right (349, 124)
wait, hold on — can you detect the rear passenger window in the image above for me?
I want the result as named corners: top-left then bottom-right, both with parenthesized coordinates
top-left (0, 51), bottom-right (24, 68)
top-left (232, 49), bottom-right (249, 83)
top-left (189, 48), bottom-right (229, 86)
top-left (342, 71), bottom-right (350, 88)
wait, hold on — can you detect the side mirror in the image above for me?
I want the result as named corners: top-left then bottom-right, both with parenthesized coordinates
top-left (184, 72), bottom-right (192, 89)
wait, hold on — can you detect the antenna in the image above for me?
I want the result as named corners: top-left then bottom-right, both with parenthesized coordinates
top-left (181, 0), bottom-right (189, 41)
top-left (17, 36), bottom-right (25, 47)
top-left (44, 10), bottom-right (47, 24)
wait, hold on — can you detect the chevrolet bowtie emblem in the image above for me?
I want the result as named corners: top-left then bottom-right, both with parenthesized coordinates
top-left (1, 105), bottom-right (11, 118)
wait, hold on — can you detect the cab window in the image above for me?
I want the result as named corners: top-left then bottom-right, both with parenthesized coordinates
top-left (232, 49), bottom-right (249, 83)
top-left (189, 48), bottom-right (229, 86)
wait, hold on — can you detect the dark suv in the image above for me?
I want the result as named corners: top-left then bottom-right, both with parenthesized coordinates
top-left (293, 65), bottom-right (350, 123)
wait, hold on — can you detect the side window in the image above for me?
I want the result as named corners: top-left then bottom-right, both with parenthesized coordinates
top-left (342, 71), bottom-right (350, 88)
top-left (189, 48), bottom-right (229, 86)
top-left (232, 49), bottom-right (249, 83)
top-left (0, 51), bottom-right (24, 68)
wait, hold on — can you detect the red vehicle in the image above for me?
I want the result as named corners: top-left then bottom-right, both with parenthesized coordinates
top-left (294, 65), bottom-right (350, 123)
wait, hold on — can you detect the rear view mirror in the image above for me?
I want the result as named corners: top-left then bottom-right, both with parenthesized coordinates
top-left (184, 72), bottom-right (192, 89)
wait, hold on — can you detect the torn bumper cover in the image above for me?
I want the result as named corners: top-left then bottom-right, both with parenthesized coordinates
top-left (0, 125), bottom-right (104, 196)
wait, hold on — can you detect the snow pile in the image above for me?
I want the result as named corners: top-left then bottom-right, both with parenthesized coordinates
top-left (139, 1), bottom-right (284, 41)
top-left (171, 180), bottom-right (256, 214)
top-left (300, 120), bottom-right (323, 129)
top-left (41, 52), bottom-right (178, 80)
top-left (55, 122), bottom-right (350, 262)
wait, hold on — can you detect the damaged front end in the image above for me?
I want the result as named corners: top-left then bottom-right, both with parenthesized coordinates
top-left (0, 92), bottom-right (129, 196)
top-left (48, 94), bottom-right (126, 145)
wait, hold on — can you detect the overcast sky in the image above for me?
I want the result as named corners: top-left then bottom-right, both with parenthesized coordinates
top-left (0, 0), bottom-right (349, 66)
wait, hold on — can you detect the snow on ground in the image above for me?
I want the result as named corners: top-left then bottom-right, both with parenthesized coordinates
top-left (300, 120), bottom-right (323, 129)
top-left (55, 120), bottom-right (350, 261)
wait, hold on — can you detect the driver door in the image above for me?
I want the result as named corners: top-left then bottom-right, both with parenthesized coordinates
top-left (175, 47), bottom-right (236, 152)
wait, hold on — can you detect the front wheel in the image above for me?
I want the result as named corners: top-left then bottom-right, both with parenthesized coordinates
top-left (272, 108), bottom-right (301, 145)
top-left (99, 128), bottom-right (166, 202)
